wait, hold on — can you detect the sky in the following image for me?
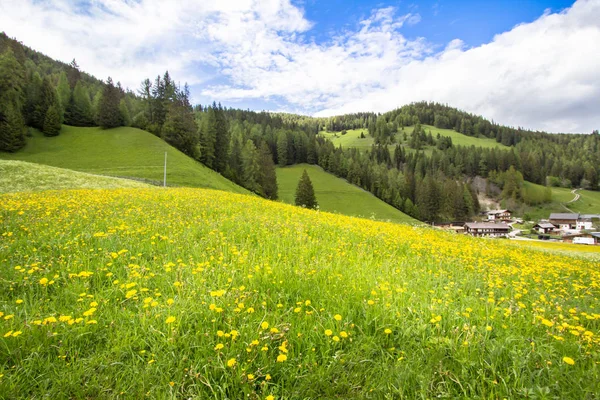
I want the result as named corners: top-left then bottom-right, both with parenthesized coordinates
top-left (1, 0), bottom-right (599, 133)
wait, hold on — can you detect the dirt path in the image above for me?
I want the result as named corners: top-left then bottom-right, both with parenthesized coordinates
top-left (566, 188), bottom-right (581, 204)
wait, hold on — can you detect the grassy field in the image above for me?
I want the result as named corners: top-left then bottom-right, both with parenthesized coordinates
top-left (509, 239), bottom-right (600, 260)
top-left (0, 126), bottom-right (247, 194)
top-left (0, 160), bottom-right (151, 193)
top-left (320, 125), bottom-right (509, 152)
top-left (521, 181), bottom-right (599, 220)
top-left (276, 164), bottom-right (416, 224)
top-left (1, 187), bottom-right (599, 398)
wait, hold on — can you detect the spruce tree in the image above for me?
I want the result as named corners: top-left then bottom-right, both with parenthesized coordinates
top-left (0, 103), bottom-right (26, 152)
top-left (277, 132), bottom-right (288, 166)
top-left (199, 106), bottom-right (217, 168)
top-left (162, 97), bottom-right (199, 159)
top-left (295, 169), bottom-right (318, 209)
top-left (56, 71), bottom-right (71, 122)
top-left (97, 77), bottom-right (122, 129)
top-left (32, 76), bottom-right (57, 130)
top-left (119, 98), bottom-right (131, 127)
top-left (257, 142), bottom-right (278, 200)
top-left (66, 81), bottom-right (93, 126)
top-left (241, 139), bottom-right (260, 193)
top-left (213, 103), bottom-right (230, 173)
top-left (42, 104), bottom-right (61, 137)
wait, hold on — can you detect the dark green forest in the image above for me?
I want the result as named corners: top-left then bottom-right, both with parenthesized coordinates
top-left (1, 32), bottom-right (599, 222)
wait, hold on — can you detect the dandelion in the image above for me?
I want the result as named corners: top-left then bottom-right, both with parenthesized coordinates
top-left (15, 299), bottom-right (23, 304)
top-left (541, 319), bottom-right (554, 327)
top-left (277, 354), bottom-right (287, 362)
top-left (165, 316), bottom-right (176, 324)
top-left (340, 331), bottom-right (348, 338)
top-left (214, 343), bottom-right (224, 350)
top-left (261, 321), bottom-right (269, 330)
top-left (39, 277), bottom-right (48, 285)
top-left (324, 329), bottom-right (333, 336)
top-left (334, 314), bottom-right (342, 321)
top-left (266, 396), bottom-right (275, 400)
top-left (332, 335), bottom-right (340, 342)
top-left (227, 358), bottom-right (236, 367)
top-left (384, 328), bottom-right (392, 334)
top-left (486, 326), bottom-right (493, 332)
top-left (563, 357), bottom-right (575, 365)
top-left (247, 374), bottom-right (254, 380)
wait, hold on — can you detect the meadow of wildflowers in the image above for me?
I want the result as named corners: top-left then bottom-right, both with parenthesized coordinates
top-left (1, 187), bottom-right (599, 398)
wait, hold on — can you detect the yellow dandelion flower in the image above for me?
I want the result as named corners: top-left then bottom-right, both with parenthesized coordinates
top-left (39, 277), bottom-right (48, 285)
top-left (563, 357), bottom-right (575, 365)
top-left (384, 328), bottom-right (392, 334)
top-left (247, 374), bottom-right (254, 380)
top-left (261, 321), bottom-right (269, 330)
top-left (332, 335), bottom-right (340, 342)
top-left (266, 396), bottom-right (275, 400)
top-left (340, 331), bottom-right (348, 338)
top-left (334, 314), bottom-right (342, 321)
top-left (324, 329), bottom-right (333, 336)
top-left (165, 316), bottom-right (176, 324)
top-left (214, 343), bottom-right (224, 351)
top-left (15, 299), bottom-right (23, 304)
top-left (227, 358), bottom-right (236, 367)
top-left (12, 331), bottom-right (22, 337)
top-left (276, 354), bottom-right (287, 362)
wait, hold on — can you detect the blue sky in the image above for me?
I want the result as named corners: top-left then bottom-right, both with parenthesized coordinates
top-left (1, 0), bottom-right (599, 133)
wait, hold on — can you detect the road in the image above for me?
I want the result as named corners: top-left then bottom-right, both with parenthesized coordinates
top-left (567, 188), bottom-right (581, 204)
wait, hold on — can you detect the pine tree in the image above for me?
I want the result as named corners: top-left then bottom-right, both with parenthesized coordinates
top-left (257, 142), bottom-right (278, 200)
top-left (0, 103), bottom-right (26, 152)
top-left (162, 96), bottom-right (199, 159)
top-left (295, 169), bottom-right (318, 209)
top-left (66, 81), bottom-right (94, 126)
top-left (97, 77), bottom-right (122, 129)
top-left (199, 106), bottom-right (217, 168)
top-left (277, 132), bottom-right (288, 166)
top-left (241, 139), bottom-right (260, 193)
top-left (42, 104), bottom-right (61, 137)
top-left (32, 76), bottom-right (57, 130)
top-left (24, 72), bottom-right (42, 127)
top-left (56, 71), bottom-right (71, 122)
top-left (213, 103), bottom-right (230, 173)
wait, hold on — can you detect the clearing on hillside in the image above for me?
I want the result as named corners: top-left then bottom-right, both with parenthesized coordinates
top-left (0, 160), bottom-right (151, 193)
top-left (320, 124), bottom-right (509, 152)
top-left (276, 164), bottom-right (416, 224)
top-left (1, 187), bottom-right (599, 398)
top-left (0, 126), bottom-right (247, 194)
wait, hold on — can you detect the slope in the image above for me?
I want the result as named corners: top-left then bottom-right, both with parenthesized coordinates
top-left (320, 124), bottom-right (509, 151)
top-left (0, 126), bottom-right (248, 194)
top-left (0, 160), bottom-right (151, 193)
top-left (276, 164), bottom-right (417, 224)
top-left (1, 187), bottom-right (598, 398)
top-left (521, 181), bottom-right (600, 220)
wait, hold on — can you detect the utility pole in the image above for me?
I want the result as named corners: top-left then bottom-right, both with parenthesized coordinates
top-left (163, 151), bottom-right (167, 187)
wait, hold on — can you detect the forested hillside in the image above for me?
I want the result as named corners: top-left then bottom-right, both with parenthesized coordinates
top-left (1, 32), bottom-right (599, 223)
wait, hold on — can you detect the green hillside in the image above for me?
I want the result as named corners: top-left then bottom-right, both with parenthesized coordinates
top-left (276, 164), bottom-right (416, 224)
top-left (320, 125), bottom-right (509, 151)
top-left (1, 187), bottom-right (598, 398)
top-left (521, 181), bottom-right (600, 220)
top-left (0, 126), bottom-right (247, 194)
top-left (0, 160), bottom-right (151, 193)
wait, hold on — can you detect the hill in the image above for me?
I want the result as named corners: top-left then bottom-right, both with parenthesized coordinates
top-left (520, 181), bottom-right (600, 220)
top-left (1, 187), bottom-right (598, 398)
top-left (320, 124), bottom-right (508, 152)
top-left (0, 160), bottom-right (151, 193)
top-left (0, 126), bottom-right (248, 194)
top-left (276, 164), bottom-right (416, 224)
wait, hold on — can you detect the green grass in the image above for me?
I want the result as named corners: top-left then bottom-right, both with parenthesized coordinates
top-left (0, 126), bottom-right (247, 194)
top-left (320, 125), bottom-right (509, 152)
top-left (0, 160), bottom-right (152, 193)
top-left (276, 164), bottom-right (416, 224)
top-left (1, 187), bottom-right (599, 398)
top-left (521, 181), bottom-right (599, 220)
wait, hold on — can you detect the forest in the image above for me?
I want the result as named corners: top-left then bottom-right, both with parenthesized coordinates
top-left (1, 32), bottom-right (599, 222)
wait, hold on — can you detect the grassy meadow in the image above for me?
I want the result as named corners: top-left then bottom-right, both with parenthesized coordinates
top-left (1, 187), bottom-right (600, 398)
top-left (521, 181), bottom-right (599, 221)
top-left (0, 126), bottom-right (247, 194)
top-left (276, 164), bottom-right (416, 224)
top-left (320, 125), bottom-right (509, 152)
top-left (0, 160), bottom-right (151, 193)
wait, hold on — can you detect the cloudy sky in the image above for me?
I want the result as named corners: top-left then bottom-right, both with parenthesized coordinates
top-left (1, 0), bottom-right (599, 133)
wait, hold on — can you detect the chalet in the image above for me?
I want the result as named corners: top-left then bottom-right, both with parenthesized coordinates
top-left (533, 222), bottom-right (556, 234)
top-left (464, 222), bottom-right (511, 238)
top-left (576, 217), bottom-right (593, 231)
top-left (549, 213), bottom-right (579, 230)
top-left (486, 210), bottom-right (512, 222)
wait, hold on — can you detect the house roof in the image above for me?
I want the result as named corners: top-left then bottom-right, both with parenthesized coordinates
top-left (487, 209), bottom-right (510, 215)
top-left (534, 223), bottom-right (556, 229)
top-left (580, 214), bottom-right (600, 219)
top-left (549, 213), bottom-right (579, 221)
top-left (591, 232), bottom-right (600, 239)
top-left (465, 222), bottom-right (511, 230)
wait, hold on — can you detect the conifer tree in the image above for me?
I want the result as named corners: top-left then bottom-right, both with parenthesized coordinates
top-left (241, 139), bottom-right (260, 193)
top-left (213, 103), bottom-right (230, 173)
top-left (24, 71), bottom-right (42, 127)
top-left (42, 104), bottom-right (61, 136)
top-left (277, 132), bottom-right (288, 166)
top-left (295, 169), bottom-right (317, 209)
top-left (0, 103), bottom-right (26, 152)
top-left (32, 76), bottom-right (57, 130)
top-left (162, 96), bottom-right (199, 159)
top-left (97, 77), bottom-right (122, 129)
top-left (119, 99), bottom-right (131, 127)
top-left (56, 71), bottom-right (71, 122)
top-left (199, 106), bottom-right (217, 168)
top-left (66, 81), bottom-right (94, 126)
top-left (257, 142), bottom-right (278, 200)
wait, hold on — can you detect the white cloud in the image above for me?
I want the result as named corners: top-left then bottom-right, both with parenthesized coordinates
top-left (1, 0), bottom-right (599, 132)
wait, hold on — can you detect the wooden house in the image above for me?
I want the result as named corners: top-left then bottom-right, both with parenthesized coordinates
top-left (464, 222), bottom-right (511, 237)
top-left (533, 222), bottom-right (556, 234)
top-left (486, 210), bottom-right (512, 222)
top-left (549, 213), bottom-right (579, 230)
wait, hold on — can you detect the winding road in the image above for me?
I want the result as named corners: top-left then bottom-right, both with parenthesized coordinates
top-left (567, 188), bottom-right (581, 204)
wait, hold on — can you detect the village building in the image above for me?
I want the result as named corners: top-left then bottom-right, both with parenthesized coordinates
top-left (549, 213), bottom-right (579, 230)
top-left (562, 232), bottom-right (599, 245)
top-left (576, 217), bottom-right (593, 231)
top-left (486, 210), bottom-right (512, 222)
top-left (464, 222), bottom-right (511, 237)
top-left (533, 222), bottom-right (556, 234)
